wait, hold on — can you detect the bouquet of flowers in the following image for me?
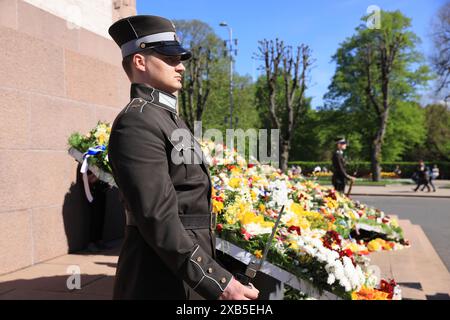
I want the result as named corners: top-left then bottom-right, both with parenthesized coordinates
top-left (68, 124), bottom-right (406, 299)
top-left (68, 121), bottom-right (111, 173)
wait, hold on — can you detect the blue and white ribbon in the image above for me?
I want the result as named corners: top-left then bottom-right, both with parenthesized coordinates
top-left (80, 145), bottom-right (106, 203)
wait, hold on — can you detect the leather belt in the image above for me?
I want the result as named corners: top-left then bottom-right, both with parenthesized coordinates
top-left (125, 210), bottom-right (216, 231)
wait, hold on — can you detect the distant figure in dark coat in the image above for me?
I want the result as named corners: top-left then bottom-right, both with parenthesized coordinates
top-left (414, 160), bottom-right (431, 192)
top-left (331, 137), bottom-right (355, 193)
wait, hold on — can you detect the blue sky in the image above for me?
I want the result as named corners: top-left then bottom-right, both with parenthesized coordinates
top-left (137, 0), bottom-right (446, 108)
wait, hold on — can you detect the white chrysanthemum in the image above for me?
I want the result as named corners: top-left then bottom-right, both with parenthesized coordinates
top-left (327, 274), bottom-right (336, 285)
top-left (243, 223), bottom-right (273, 236)
top-left (269, 180), bottom-right (289, 207)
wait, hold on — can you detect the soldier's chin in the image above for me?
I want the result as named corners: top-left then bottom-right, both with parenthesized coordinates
top-left (171, 80), bottom-right (183, 91)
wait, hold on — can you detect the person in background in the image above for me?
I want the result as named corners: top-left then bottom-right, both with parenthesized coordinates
top-left (292, 165), bottom-right (302, 176)
top-left (414, 160), bottom-right (431, 192)
top-left (331, 137), bottom-right (356, 193)
top-left (427, 164), bottom-right (439, 192)
top-left (394, 165), bottom-right (402, 177)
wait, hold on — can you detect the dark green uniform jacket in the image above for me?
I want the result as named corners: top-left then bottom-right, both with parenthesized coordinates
top-left (332, 150), bottom-right (351, 192)
top-left (108, 83), bottom-right (232, 300)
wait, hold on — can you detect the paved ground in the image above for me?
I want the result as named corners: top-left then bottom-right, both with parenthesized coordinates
top-left (368, 218), bottom-right (450, 300)
top-left (350, 179), bottom-right (450, 198)
top-left (353, 196), bottom-right (450, 273)
top-left (0, 244), bottom-right (120, 300)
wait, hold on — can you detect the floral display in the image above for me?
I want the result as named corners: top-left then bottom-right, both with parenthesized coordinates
top-left (68, 123), bottom-right (408, 300)
top-left (68, 122), bottom-right (111, 173)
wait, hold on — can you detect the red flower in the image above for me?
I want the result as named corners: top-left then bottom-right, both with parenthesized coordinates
top-left (342, 248), bottom-right (353, 257)
top-left (241, 228), bottom-right (252, 241)
top-left (328, 189), bottom-right (337, 200)
top-left (216, 223), bottom-right (223, 233)
top-left (213, 195), bottom-right (224, 202)
top-left (288, 226), bottom-right (301, 235)
top-left (323, 230), bottom-right (342, 249)
top-left (379, 279), bottom-right (397, 299)
top-left (247, 164), bottom-right (255, 168)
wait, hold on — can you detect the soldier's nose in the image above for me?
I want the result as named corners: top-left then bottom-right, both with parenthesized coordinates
top-left (176, 62), bottom-right (185, 73)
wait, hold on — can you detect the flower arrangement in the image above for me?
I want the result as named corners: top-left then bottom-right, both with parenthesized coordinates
top-left (202, 140), bottom-right (406, 299)
top-left (368, 172), bottom-right (400, 179)
top-left (68, 123), bottom-right (407, 300)
top-left (312, 171), bottom-right (333, 177)
top-left (68, 121), bottom-right (111, 173)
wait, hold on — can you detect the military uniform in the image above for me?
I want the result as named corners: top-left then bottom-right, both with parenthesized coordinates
top-left (107, 16), bottom-right (232, 300)
top-left (331, 140), bottom-right (351, 193)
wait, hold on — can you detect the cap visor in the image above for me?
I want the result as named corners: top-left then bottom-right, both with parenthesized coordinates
top-left (152, 45), bottom-right (192, 60)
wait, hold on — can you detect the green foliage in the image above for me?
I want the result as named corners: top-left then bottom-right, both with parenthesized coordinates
top-left (324, 10), bottom-right (431, 170)
top-left (288, 161), bottom-right (450, 179)
top-left (382, 101), bottom-right (426, 161)
top-left (174, 19), bottom-right (261, 136)
top-left (283, 285), bottom-right (309, 300)
top-left (202, 74), bottom-right (261, 134)
top-left (423, 104), bottom-right (450, 161)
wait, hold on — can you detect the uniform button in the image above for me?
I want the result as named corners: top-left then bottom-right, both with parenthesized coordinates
top-left (220, 277), bottom-right (227, 284)
top-left (207, 268), bottom-right (213, 274)
top-left (196, 256), bottom-right (202, 263)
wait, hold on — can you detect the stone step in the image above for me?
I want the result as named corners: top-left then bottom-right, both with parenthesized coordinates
top-left (368, 218), bottom-right (450, 300)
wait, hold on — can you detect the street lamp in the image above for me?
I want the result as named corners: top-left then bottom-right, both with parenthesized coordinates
top-left (219, 21), bottom-right (236, 129)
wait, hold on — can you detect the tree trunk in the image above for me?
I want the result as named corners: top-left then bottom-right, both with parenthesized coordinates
top-left (370, 112), bottom-right (389, 181)
top-left (370, 139), bottom-right (382, 182)
top-left (280, 139), bottom-right (290, 172)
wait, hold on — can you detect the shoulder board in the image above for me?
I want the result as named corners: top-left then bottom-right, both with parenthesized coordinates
top-left (124, 98), bottom-right (148, 113)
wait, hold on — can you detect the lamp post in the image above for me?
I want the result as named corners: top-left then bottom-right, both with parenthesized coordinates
top-left (219, 22), bottom-right (236, 129)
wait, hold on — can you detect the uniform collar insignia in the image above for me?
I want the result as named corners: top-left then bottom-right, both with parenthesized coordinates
top-left (130, 83), bottom-right (178, 114)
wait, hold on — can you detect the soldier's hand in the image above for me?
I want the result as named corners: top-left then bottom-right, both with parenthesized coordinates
top-left (219, 277), bottom-right (259, 300)
top-left (350, 176), bottom-right (356, 182)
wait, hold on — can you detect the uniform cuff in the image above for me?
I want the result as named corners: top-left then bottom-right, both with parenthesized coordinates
top-left (185, 245), bottom-right (233, 300)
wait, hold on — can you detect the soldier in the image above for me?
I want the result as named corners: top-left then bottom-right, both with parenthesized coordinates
top-left (107, 15), bottom-right (259, 300)
top-left (331, 137), bottom-right (355, 193)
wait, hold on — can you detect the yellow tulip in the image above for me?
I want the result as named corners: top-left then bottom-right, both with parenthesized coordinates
top-left (212, 200), bottom-right (224, 214)
top-left (229, 178), bottom-right (241, 188)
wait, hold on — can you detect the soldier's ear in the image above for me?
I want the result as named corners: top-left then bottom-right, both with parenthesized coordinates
top-left (133, 53), bottom-right (147, 72)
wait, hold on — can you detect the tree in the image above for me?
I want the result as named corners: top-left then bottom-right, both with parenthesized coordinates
top-left (424, 103), bottom-right (450, 161)
top-left (202, 73), bottom-right (260, 133)
top-left (174, 19), bottom-right (226, 131)
top-left (325, 10), bottom-right (430, 181)
top-left (430, 2), bottom-right (450, 103)
top-left (255, 39), bottom-right (312, 171)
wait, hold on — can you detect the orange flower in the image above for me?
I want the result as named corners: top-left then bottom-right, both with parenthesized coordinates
top-left (352, 286), bottom-right (390, 300)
